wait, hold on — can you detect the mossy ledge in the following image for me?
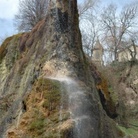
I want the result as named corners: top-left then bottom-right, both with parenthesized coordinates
top-left (7, 78), bottom-right (73, 138)
top-left (0, 36), bottom-right (13, 63)
top-left (0, 33), bottom-right (23, 64)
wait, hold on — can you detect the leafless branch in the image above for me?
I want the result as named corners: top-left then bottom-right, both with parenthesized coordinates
top-left (15, 0), bottom-right (49, 31)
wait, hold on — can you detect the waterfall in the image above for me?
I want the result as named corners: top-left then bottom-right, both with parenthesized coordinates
top-left (58, 81), bottom-right (64, 138)
top-left (64, 78), bottom-right (93, 138)
top-left (47, 1), bottom-right (97, 137)
top-left (48, 77), bottom-right (94, 138)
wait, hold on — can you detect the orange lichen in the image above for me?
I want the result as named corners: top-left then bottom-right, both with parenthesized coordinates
top-left (90, 62), bottom-right (117, 118)
top-left (96, 76), bottom-right (117, 118)
top-left (6, 78), bottom-right (70, 138)
top-left (90, 62), bottom-right (110, 100)
top-left (96, 77), bottom-right (110, 101)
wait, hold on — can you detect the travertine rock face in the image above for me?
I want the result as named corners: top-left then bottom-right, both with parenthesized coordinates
top-left (0, 1), bottom-right (120, 138)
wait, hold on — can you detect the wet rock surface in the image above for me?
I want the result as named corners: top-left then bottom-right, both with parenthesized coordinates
top-left (0, 0), bottom-right (123, 138)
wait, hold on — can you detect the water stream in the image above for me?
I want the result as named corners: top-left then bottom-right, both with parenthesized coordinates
top-left (65, 78), bottom-right (93, 138)
top-left (49, 1), bottom-right (95, 137)
top-left (48, 77), bottom-right (94, 138)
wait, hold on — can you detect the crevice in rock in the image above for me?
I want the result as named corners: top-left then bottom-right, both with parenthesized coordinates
top-left (98, 90), bottom-right (118, 119)
top-left (22, 100), bottom-right (26, 112)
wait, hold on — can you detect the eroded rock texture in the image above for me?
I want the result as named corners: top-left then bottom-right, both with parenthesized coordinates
top-left (0, 0), bottom-right (121, 138)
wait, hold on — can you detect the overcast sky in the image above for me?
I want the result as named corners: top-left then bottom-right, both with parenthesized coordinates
top-left (0, 0), bottom-right (19, 43)
top-left (0, 0), bottom-right (136, 44)
top-left (101, 0), bottom-right (135, 6)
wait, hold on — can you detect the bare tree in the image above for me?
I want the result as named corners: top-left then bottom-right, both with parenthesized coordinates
top-left (101, 3), bottom-right (138, 61)
top-left (80, 15), bottom-right (99, 57)
top-left (126, 34), bottom-right (138, 61)
top-left (78, 0), bottom-right (97, 16)
top-left (128, 40), bottom-right (137, 61)
top-left (78, 0), bottom-right (100, 57)
top-left (15, 0), bottom-right (49, 31)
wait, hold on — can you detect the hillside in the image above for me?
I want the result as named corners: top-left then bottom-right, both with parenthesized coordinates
top-left (98, 61), bottom-right (138, 137)
top-left (0, 0), bottom-right (137, 138)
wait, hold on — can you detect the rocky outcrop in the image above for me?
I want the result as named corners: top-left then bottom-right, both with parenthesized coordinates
top-left (7, 78), bottom-right (72, 138)
top-left (0, 0), bottom-right (122, 138)
top-left (118, 62), bottom-right (138, 119)
top-left (98, 62), bottom-right (138, 137)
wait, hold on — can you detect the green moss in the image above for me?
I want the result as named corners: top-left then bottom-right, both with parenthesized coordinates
top-left (25, 78), bottom-right (71, 137)
top-left (108, 85), bottom-right (118, 105)
top-left (29, 110), bottom-right (46, 136)
top-left (29, 118), bottom-right (44, 131)
top-left (31, 77), bottom-right (64, 112)
top-left (14, 33), bottom-right (23, 40)
top-left (129, 119), bottom-right (138, 127)
top-left (0, 36), bottom-right (13, 62)
top-left (36, 78), bottom-right (62, 111)
top-left (0, 33), bottom-right (23, 65)
top-left (117, 125), bottom-right (138, 136)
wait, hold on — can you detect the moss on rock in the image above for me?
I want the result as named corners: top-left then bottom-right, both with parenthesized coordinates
top-left (0, 36), bottom-right (13, 63)
top-left (7, 77), bottom-right (71, 138)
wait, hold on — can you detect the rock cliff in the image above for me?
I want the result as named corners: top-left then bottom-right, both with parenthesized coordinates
top-left (0, 0), bottom-right (131, 138)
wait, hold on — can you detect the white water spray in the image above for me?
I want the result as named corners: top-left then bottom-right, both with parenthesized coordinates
top-left (47, 76), bottom-right (93, 138)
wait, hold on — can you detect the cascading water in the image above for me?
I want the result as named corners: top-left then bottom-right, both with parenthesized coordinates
top-left (48, 77), bottom-right (96, 138)
top-left (58, 81), bottom-right (66, 138)
top-left (46, 0), bottom-right (99, 137)
top-left (64, 78), bottom-right (95, 138)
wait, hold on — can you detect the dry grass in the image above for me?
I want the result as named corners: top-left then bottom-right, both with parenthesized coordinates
top-left (12, 78), bottom-right (70, 137)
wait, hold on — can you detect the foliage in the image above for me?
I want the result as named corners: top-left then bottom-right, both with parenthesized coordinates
top-left (117, 125), bottom-right (138, 136)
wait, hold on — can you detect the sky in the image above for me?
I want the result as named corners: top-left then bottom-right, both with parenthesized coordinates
top-left (101, 0), bottom-right (135, 6)
top-left (0, 0), bottom-right (136, 44)
top-left (0, 0), bottom-right (19, 43)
